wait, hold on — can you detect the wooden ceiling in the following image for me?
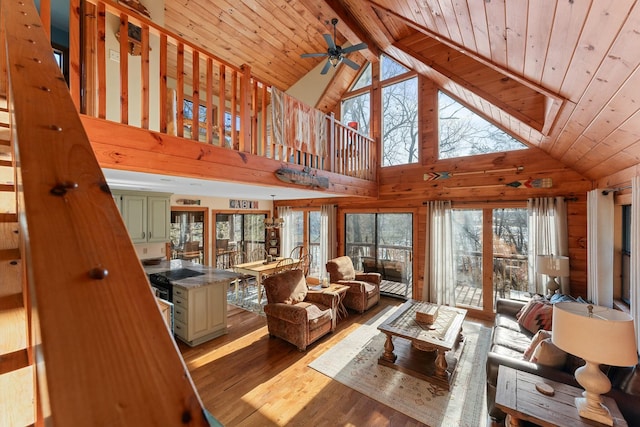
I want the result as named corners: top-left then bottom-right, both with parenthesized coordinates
top-left (164, 0), bottom-right (640, 182)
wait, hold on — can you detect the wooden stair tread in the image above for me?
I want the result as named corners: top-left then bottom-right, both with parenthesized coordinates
top-left (0, 214), bottom-right (18, 223)
top-left (0, 348), bottom-right (28, 375)
top-left (0, 365), bottom-right (35, 427)
top-left (0, 249), bottom-right (19, 262)
top-left (0, 293), bottom-right (26, 355)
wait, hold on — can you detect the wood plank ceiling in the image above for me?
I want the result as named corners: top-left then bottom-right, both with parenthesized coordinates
top-left (164, 0), bottom-right (640, 182)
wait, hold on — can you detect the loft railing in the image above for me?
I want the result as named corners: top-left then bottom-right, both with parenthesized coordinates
top-left (1, 0), bottom-right (210, 424)
top-left (65, 0), bottom-right (376, 181)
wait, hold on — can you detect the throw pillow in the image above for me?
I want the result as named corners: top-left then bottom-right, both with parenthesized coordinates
top-left (530, 338), bottom-right (567, 368)
top-left (516, 294), bottom-right (546, 319)
top-left (523, 329), bottom-right (552, 360)
top-left (517, 299), bottom-right (553, 334)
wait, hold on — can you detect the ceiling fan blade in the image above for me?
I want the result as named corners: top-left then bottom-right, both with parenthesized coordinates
top-left (320, 60), bottom-right (332, 75)
top-left (323, 33), bottom-right (336, 50)
top-left (342, 57), bottom-right (360, 70)
top-left (341, 42), bottom-right (368, 54)
top-left (301, 52), bottom-right (327, 58)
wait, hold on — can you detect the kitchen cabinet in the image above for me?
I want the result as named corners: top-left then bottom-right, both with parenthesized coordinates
top-left (172, 282), bottom-right (227, 346)
top-left (113, 191), bottom-right (171, 244)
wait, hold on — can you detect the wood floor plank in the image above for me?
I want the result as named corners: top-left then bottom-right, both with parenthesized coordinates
top-left (179, 297), bottom-right (483, 426)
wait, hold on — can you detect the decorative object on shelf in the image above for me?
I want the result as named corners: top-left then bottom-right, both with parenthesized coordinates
top-left (423, 166), bottom-right (524, 181)
top-left (264, 195), bottom-right (284, 229)
top-left (300, 18), bottom-right (367, 75)
top-left (275, 166), bottom-right (329, 189)
top-left (229, 199), bottom-right (259, 209)
top-left (552, 302), bottom-right (637, 426)
top-left (176, 199), bottom-right (201, 205)
top-left (446, 177), bottom-right (552, 190)
top-left (115, 22), bottom-right (151, 56)
top-left (536, 254), bottom-right (570, 295)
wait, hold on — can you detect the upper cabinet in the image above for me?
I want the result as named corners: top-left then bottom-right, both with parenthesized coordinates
top-left (113, 191), bottom-right (171, 244)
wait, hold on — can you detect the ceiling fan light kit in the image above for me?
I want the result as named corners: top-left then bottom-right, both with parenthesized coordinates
top-left (301, 18), bottom-right (367, 75)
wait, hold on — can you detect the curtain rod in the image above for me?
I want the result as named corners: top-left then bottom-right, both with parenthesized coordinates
top-left (421, 196), bottom-right (578, 205)
top-left (602, 185), bottom-right (632, 195)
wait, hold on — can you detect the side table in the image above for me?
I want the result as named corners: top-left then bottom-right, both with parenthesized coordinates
top-left (495, 365), bottom-right (628, 427)
top-left (308, 284), bottom-right (350, 321)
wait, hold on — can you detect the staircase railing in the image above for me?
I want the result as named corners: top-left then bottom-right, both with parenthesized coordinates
top-left (1, 0), bottom-right (210, 424)
top-left (67, 0), bottom-right (376, 181)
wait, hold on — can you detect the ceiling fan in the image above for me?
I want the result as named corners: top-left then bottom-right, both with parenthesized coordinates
top-left (301, 18), bottom-right (368, 75)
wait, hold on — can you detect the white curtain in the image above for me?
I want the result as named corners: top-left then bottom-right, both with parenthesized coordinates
top-left (424, 201), bottom-right (456, 305)
top-left (631, 176), bottom-right (640, 352)
top-left (319, 204), bottom-right (337, 277)
top-left (587, 189), bottom-right (614, 306)
top-left (277, 206), bottom-right (295, 258)
top-left (527, 197), bottom-right (569, 295)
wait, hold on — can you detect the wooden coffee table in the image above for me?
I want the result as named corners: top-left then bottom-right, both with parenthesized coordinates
top-left (496, 365), bottom-right (628, 427)
top-left (377, 299), bottom-right (467, 389)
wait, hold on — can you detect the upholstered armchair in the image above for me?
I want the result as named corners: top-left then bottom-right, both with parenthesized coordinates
top-left (263, 269), bottom-right (338, 351)
top-left (326, 256), bottom-right (381, 313)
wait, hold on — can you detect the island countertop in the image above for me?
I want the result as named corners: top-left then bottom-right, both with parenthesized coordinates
top-left (144, 259), bottom-right (239, 289)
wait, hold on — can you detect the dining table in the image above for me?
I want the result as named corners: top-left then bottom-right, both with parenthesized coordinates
top-left (232, 258), bottom-right (297, 304)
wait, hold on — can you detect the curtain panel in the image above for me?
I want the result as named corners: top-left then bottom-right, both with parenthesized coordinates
top-left (586, 189), bottom-right (614, 306)
top-left (277, 206), bottom-right (295, 259)
top-left (631, 177), bottom-right (640, 352)
top-left (320, 204), bottom-right (337, 279)
top-left (423, 201), bottom-right (456, 305)
top-left (527, 197), bottom-right (569, 295)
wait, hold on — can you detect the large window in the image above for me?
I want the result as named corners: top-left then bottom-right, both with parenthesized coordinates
top-left (438, 91), bottom-right (527, 159)
top-left (215, 213), bottom-right (265, 267)
top-left (382, 77), bottom-right (418, 166)
top-left (345, 212), bottom-right (413, 298)
top-left (452, 208), bottom-right (528, 311)
top-left (341, 92), bottom-right (370, 136)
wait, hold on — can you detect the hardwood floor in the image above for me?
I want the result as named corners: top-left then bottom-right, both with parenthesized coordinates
top-left (178, 297), bottom-right (489, 426)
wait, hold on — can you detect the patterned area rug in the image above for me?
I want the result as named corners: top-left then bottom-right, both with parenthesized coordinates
top-left (226, 283), bottom-right (266, 316)
top-left (309, 306), bottom-right (490, 427)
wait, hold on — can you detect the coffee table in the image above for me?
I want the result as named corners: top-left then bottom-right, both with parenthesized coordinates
top-left (496, 365), bottom-right (628, 427)
top-left (377, 299), bottom-right (467, 390)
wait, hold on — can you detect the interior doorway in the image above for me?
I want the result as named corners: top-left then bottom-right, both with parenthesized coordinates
top-left (170, 206), bottom-right (209, 265)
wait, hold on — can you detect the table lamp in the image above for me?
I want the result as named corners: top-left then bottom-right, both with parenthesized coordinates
top-left (536, 254), bottom-right (569, 295)
top-left (552, 302), bottom-right (637, 426)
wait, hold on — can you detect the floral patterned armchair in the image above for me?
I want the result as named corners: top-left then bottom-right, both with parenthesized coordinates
top-left (326, 256), bottom-right (381, 313)
top-left (263, 269), bottom-right (338, 351)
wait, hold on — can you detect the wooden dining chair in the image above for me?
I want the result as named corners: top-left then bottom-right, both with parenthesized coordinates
top-left (274, 257), bottom-right (296, 275)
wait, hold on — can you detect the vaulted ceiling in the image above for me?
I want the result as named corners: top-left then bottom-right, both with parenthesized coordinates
top-left (164, 0), bottom-right (640, 182)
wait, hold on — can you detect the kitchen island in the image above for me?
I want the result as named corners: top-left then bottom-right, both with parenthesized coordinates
top-left (144, 260), bottom-right (239, 347)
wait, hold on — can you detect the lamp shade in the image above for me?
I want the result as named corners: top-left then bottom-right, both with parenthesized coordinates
top-left (537, 255), bottom-right (570, 277)
top-left (552, 302), bottom-right (637, 367)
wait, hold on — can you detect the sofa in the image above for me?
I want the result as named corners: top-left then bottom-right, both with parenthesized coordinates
top-left (486, 297), bottom-right (640, 425)
top-left (326, 256), bottom-right (381, 313)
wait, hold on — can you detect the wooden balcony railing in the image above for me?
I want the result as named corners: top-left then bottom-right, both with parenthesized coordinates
top-left (66, 0), bottom-right (376, 182)
top-left (1, 0), bottom-right (210, 424)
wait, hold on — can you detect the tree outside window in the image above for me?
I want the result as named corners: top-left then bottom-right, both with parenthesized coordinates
top-left (382, 77), bottom-right (418, 166)
top-left (438, 91), bottom-right (527, 159)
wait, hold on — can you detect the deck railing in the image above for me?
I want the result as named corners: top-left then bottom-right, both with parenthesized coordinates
top-left (2, 0), bottom-right (210, 424)
top-left (67, 0), bottom-right (376, 181)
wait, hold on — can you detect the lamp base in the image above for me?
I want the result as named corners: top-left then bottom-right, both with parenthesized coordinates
top-left (575, 395), bottom-right (613, 426)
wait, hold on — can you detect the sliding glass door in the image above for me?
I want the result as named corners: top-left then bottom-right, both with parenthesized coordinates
top-left (215, 213), bottom-right (265, 268)
top-left (345, 213), bottom-right (413, 298)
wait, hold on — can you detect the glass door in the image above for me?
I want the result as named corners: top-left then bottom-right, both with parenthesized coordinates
top-left (345, 212), bottom-right (413, 298)
top-left (215, 213), bottom-right (266, 268)
top-left (170, 208), bottom-right (207, 264)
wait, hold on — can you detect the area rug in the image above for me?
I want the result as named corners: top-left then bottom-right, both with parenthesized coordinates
top-left (226, 283), bottom-right (266, 316)
top-left (309, 306), bottom-right (490, 427)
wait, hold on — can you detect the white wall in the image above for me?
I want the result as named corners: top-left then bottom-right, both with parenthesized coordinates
top-left (286, 59), bottom-right (336, 107)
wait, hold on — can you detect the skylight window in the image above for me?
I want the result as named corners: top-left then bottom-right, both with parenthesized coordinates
top-left (438, 91), bottom-right (527, 159)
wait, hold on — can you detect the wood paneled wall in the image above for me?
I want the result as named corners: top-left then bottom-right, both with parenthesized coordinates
top-left (283, 77), bottom-right (593, 300)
